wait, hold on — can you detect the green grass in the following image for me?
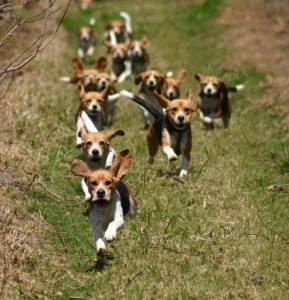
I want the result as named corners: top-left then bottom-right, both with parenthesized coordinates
top-left (15, 0), bottom-right (289, 298)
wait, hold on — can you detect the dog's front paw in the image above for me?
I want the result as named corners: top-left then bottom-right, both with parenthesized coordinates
top-left (203, 116), bottom-right (213, 124)
top-left (168, 153), bottom-right (178, 161)
top-left (96, 240), bottom-right (106, 253)
top-left (104, 228), bottom-right (117, 241)
top-left (179, 169), bottom-right (188, 178)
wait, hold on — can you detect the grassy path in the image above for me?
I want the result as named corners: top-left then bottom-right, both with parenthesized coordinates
top-left (19, 0), bottom-right (289, 298)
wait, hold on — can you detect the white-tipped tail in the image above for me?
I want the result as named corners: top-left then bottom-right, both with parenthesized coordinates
top-left (109, 30), bottom-right (117, 46)
top-left (120, 11), bottom-right (132, 35)
top-left (166, 71), bottom-right (173, 78)
top-left (81, 111), bottom-right (98, 133)
top-left (89, 18), bottom-right (96, 26)
top-left (60, 76), bottom-right (71, 82)
top-left (107, 93), bottom-right (121, 103)
top-left (119, 90), bottom-right (134, 99)
top-left (235, 84), bottom-right (244, 91)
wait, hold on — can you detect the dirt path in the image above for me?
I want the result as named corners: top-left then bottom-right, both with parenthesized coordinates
top-left (218, 0), bottom-right (289, 121)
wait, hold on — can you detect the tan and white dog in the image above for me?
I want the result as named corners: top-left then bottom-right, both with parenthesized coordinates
top-left (104, 12), bottom-right (132, 45)
top-left (195, 73), bottom-right (244, 129)
top-left (120, 90), bottom-right (196, 177)
top-left (71, 149), bottom-right (137, 254)
top-left (77, 0), bottom-right (94, 10)
top-left (76, 84), bottom-right (111, 146)
top-left (77, 19), bottom-right (96, 59)
top-left (129, 36), bottom-right (150, 76)
top-left (78, 127), bottom-right (125, 201)
top-left (161, 69), bottom-right (186, 100)
top-left (134, 70), bottom-right (165, 129)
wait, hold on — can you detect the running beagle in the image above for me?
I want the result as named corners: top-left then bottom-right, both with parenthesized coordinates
top-left (78, 127), bottom-right (125, 201)
top-left (120, 90), bottom-right (196, 177)
top-left (77, 19), bottom-right (96, 59)
top-left (161, 69), bottom-right (186, 100)
top-left (71, 149), bottom-right (137, 254)
top-left (195, 73), bottom-right (244, 129)
top-left (134, 70), bottom-right (165, 129)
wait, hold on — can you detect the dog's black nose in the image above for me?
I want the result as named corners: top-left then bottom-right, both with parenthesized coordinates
top-left (149, 81), bottom-right (154, 86)
top-left (92, 105), bottom-right (97, 111)
top-left (169, 92), bottom-right (174, 99)
top-left (178, 115), bottom-right (185, 123)
top-left (97, 189), bottom-right (105, 198)
top-left (207, 88), bottom-right (212, 94)
top-left (92, 149), bottom-right (99, 156)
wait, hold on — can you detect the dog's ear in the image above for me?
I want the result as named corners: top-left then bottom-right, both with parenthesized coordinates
top-left (140, 36), bottom-right (149, 48)
top-left (104, 129), bottom-right (125, 142)
top-left (110, 149), bottom-right (132, 181)
top-left (95, 56), bottom-right (107, 72)
top-left (135, 73), bottom-right (143, 85)
top-left (78, 127), bottom-right (87, 140)
top-left (154, 92), bottom-right (170, 108)
top-left (71, 160), bottom-right (92, 177)
top-left (79, 84), bottom-right (86, 99)
top-left (187, 89), bottom-right (197, 111)
top-left (177, 69), bottom-right (186, 82)
top-left (71, 58), bottom-right (84, 74)
top-left (195, 73), bottom-right (203, 82)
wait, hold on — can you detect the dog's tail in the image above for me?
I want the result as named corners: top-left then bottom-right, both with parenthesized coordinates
top-left (227, 84), bottom-right (244, 93)
top-left (119, 90), bottom-right (164, 120)
top-left (89, 17), bottom-right (96, 26)
top-left (120, 11), bottom-right (132, 37)
top-left (60, 76), bottom-right (79, 84)
top-left (109, 30), bottom-right (117, 46)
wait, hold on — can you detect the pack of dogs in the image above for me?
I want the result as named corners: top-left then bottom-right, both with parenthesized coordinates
top-left (61, 10), bottom-right (244, 255)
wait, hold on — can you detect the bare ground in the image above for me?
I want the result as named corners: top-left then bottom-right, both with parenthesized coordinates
top-left (218, 0), bottom-right (289, 122)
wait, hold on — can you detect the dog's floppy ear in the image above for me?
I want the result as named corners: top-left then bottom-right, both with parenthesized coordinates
top-left (153, 92), bottom-right (170, 108)
top-left (95, 56), bottom-right (107, 72)
top-left (140, 36), bottom-right (149, 48)
top-left (110, 149), bottom-right (132, 181)
top-left (195, 73), bottom-right (203, 82)
top-left (71, 160), bottom-right (92, 177)
top-left (79, 84), bottom-right (86, 99)
top-left (177, 69), bottom-right (186, 82)
top-left (134, 73), bottom-right (143, 85)
top-left (78, 127), bottom-right (87, 139)
top-left (187, 89), bottom-right (197, 111)
top-left (104, 129), bottom-right (125, 141)
top-left (71, 58), bottom-right (84, 74)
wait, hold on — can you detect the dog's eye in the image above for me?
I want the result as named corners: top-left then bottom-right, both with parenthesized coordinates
top-left (105, 180), bottom-right (112, 186)
top-left (171, 108), bottom-right (177, 113)
top-left (99, 141), bottom-right (106, 146)
top-left (184, 108), bottom-right (191, 114)
top-left (86, 99), bottom-right (92, 104)
top-left (86, 141), bottom-right (92, 146)
top-left (90, 181), bottom-right (97, 186)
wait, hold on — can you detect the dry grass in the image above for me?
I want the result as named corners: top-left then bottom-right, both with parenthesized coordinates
top-left (0, 0), bottom-right (288, 298)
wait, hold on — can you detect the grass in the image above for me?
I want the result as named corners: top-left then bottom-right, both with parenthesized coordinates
top-left (7, 0), bottom-right (289, 298)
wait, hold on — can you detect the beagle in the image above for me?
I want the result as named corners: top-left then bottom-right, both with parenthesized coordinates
top-left (71, 149), bottom-right (137, 254)
top-left (134, 70), bottom-right (165, 129)
top-left (77, 21), bottom-right (96, 59)
top-left (104, 12), bottom-right (132, 45)
top-left (78, 127), bottom-right (125, 201)
top-left (120, 90), bottom-right (196, 177)
top-left (76, 84), bottom-right (111, 146)
top-left (129, 36), bottom-right (150, 76)
top-left (161, 69), bottom-right (186, 100)
top-left (61, 57), bottom-right (110, 92)
top-left (195, 73), bottom-right (244, 129)
top-left (78, 0), bottom-right (94, 10)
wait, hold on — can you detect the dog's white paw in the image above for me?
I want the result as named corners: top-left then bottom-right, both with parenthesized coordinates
top-left (168, 153), bottom-right (178, 161)
top-left (96, 240), bottom-right (106, 253)
top-left (179, 169), bottom-right (188, 178)
top-left (203, 116), bottom-right (213, 124)
top-left (104, 228), bottom-right (117, 241)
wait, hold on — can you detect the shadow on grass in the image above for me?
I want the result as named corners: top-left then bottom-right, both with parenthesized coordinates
top-left (87, 252), bottom-right (115, 273)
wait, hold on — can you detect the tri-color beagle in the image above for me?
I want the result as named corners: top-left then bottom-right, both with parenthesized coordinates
top-left (134, 70), bottom-right (165, 129)
top-left (76, 84), bottom-right (111, 146)
top-left (77, 19), bottom-right (96, 59)
top-left (129, 36), bottom-right (150, 76)
top-left (120, 90), bottom-right (196, 177)
top-left (161, 69), bottom-right (186, 100)
top-left (78, 127), bottom-right (125, 201)
top-left (195, 73), bottom-right (244, 129)
top-left (71, 149), bottom-right (137, 254)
